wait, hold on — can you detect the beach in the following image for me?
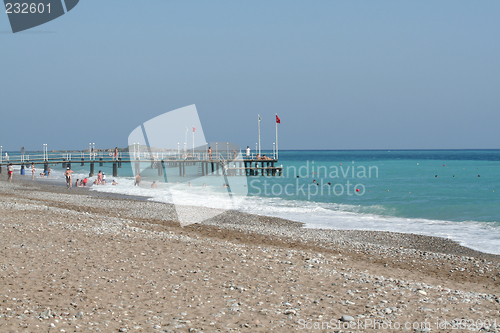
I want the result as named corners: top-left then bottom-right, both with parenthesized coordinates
top-left (0, 177), bottom-right (499, 332)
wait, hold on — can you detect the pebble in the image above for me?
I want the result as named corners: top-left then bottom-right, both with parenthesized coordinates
top-left (0, 180), bottom-right (499, 333)
top-left (340, 315), bottom-right (354, 322)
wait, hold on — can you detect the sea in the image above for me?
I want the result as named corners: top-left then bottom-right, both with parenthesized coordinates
top-left (16, 150), bottom-right (500, 254)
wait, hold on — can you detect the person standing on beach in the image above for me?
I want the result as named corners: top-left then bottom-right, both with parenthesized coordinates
top-left (31, 163), bottom-right (35, 180)
top-left (7, 163), bottom-right (13, 182)
top-left (65, 167), bottom-right (74, 189)
top-left (134, 173), bottom-right (141, 186)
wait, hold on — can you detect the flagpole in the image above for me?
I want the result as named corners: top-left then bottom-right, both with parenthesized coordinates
top-left (258, 114), bottom-right (261, 156)
top-left (192, 128), bottom-right (195, 155)
top-left (275, 113), bottom-right (278, 160)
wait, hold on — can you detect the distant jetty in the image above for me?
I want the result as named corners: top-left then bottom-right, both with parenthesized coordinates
top-left (0, 148), bottom-right (283, 178)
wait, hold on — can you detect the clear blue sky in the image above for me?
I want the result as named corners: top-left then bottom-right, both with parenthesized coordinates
top-left (1, 0), bottom-right (499, 151)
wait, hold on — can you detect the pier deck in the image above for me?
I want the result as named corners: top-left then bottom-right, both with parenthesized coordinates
top-left (0, 154), bottom-right (283, 177)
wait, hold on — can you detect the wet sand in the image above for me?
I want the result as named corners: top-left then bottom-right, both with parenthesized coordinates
top-left (0, 177), bottom-right (499, 332)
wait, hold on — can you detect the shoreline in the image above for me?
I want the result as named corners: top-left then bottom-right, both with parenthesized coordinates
top-left (1, 177), bottom-right (499, 332)
top-left (7, 174), bottom-right (500, 259)
top-left (13, 173), bottom-right (500, 258)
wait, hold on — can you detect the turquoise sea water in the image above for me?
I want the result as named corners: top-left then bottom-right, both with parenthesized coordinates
top-left (253, 150), bottom-right (500, 224)
top-left (13, 149), bottom-right (499, 254)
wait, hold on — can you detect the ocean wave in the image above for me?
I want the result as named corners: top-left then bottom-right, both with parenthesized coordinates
top-left (86, 176), bottom-right (500, 254)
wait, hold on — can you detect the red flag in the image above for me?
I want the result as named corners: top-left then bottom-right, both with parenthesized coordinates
top-left (193, 127), bottom-right (196, 132)
top-left (276, 115), bottom-right (281, 124)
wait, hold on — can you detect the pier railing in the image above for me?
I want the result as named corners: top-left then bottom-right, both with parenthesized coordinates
top-left (0, 150), bottom-right (283, 177)
top-left (0, 150), bottom-right (275, 164)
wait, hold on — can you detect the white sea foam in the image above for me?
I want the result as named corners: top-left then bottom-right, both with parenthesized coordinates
top-left (85, 175), bottom-right (500, 255)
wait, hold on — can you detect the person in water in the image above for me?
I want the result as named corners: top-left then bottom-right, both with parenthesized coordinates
top-left (65, 167), bottom-right (74, 189)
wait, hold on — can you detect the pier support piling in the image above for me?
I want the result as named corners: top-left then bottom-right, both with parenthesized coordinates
top-left (81, 158), bottom-right (84, 166)
top-left (89, 162), bottom-right (94, 177)
top-left (99, 158), bottom-right (103, 167)
top-left (113, 162), bottom-right (118, 177)
top-left (158, 161), bottom-right (164, 176)
top-left (134, 160), bottom-right (140, 175)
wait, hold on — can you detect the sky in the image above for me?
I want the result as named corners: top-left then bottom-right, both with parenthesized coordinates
top-left (1, 0), bottom-right (499, 152)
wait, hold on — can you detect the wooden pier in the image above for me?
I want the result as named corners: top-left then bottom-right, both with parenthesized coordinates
top-left (0, 155), bottom-right (283, 178)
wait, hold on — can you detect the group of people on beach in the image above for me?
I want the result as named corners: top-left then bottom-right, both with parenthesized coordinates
top-left (93, 170), bottom-right (107, 185)
top-left (64, 166), bottom-right (118, 188)
top-left (5, 163), bottom-right (51, 183)
top-left (74, 178), bottom-right (88, 187)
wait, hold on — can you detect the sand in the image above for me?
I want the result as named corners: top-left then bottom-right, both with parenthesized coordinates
top-left (0, 177), bottom-right (499, 333)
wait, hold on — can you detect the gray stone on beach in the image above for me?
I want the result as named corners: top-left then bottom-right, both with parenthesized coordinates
top-left (40, 309), bottom-right (51, 318)
top-left (75, 311), bottom-right (84, 318)
top-left (340, 315), bottom-right (354, 322)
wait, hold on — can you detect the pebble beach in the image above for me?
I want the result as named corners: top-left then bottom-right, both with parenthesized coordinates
top-left (1, 178), bottom-right (499, 332)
